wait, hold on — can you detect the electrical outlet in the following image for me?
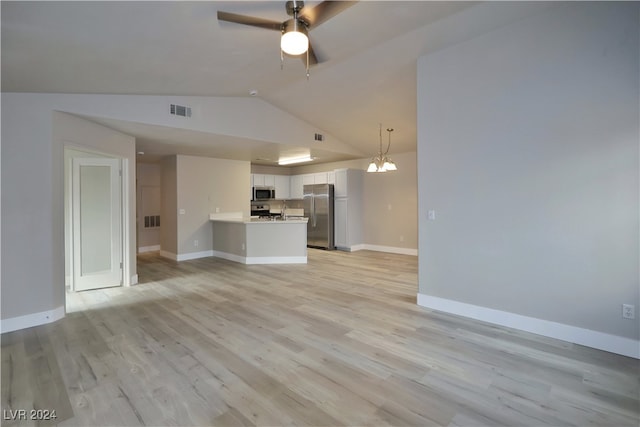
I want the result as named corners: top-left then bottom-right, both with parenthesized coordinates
top-left (194, 240), bottom-right (199, 247)
top-left (428, 210), bottom-right (436, 220)
top-left (622, 304), bottom-right (635, 319)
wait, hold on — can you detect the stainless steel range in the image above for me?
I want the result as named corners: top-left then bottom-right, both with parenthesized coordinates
top-left (250, 204), bottom-right (271, 217)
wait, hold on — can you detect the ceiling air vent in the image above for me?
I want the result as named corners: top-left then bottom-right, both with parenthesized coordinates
top-left (314, 133), bottom-right (324, 142)
top-left (170, 104), bottom-right (191, 117)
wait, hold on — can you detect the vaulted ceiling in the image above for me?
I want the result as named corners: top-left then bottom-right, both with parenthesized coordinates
top-left (1, 1), bottom-right (552, 165)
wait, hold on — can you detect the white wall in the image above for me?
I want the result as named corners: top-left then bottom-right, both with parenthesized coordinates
top-left (417, 2), bottom-right (639, 356)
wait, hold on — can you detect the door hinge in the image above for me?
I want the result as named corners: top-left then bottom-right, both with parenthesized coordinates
top-left (120, 262), bottom-right (123, 269)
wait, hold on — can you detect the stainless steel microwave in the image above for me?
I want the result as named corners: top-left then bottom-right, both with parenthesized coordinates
top-left (253, 186), bottom-right (275, 201)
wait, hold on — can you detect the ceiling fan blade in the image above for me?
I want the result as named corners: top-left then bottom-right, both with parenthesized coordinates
top-left (306, 39), bottom-right (320, 66)
top-left (300, 1), bottom-right (357, 29)
top-left (217, 11), bottom-right (282, 31)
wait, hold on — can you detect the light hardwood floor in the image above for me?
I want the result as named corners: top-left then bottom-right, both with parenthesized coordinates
top-left (2, 249), bottom-right (639, 426)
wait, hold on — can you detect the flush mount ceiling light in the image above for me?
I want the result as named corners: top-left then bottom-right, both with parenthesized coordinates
top-left (367, 125), bottom-right (398, 173)
top-left (278, 155), bottom-right (314, 165)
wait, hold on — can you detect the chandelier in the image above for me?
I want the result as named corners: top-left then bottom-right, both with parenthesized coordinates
top-left (367, 125), bottom-right (397, 173)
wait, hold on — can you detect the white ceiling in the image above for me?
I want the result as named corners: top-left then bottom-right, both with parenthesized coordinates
top-left (1, 1), bottom-right (552, 165)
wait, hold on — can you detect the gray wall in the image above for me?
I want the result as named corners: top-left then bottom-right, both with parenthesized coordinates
top-left (160, 155), bottom-right (250, 258)
top-left (1, 105), bottom-right (136, 322)
top-left (160, 156), bottom-right (178, 256)
top-left (137, 162), bottom-right (162, 250)
top-left (363, 152), bottom-right (418, 250)
top-left (2, 100), bottom-right (60, 320)
top-left (417, 2), bottom-right (639, 340)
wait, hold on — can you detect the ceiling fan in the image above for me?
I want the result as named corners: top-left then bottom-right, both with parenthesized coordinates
top-left (217, 1), bottom-right (356, 77)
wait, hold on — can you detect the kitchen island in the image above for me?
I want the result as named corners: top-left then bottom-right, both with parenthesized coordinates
top-left (210, 213), bottom-right (308, 264)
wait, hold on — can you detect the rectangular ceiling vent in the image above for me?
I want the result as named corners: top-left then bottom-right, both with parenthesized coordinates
top-left (314, 133), bottom-right (324, 142)
top-left (170, 104), bottom-right (191, 118)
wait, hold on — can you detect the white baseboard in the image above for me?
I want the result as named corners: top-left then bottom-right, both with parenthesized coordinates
top-left (246, 256), bottom-right (307, 265)
top-left (161, 250), bottom-right (216, 262)
top-left (177, 250), bottom-right (214, 261)
top-left (212, 250), bottom-right (307, 265)
top-left (336, 244), bottom-right (365, 252)
top-left (337, 244), bottom-right (418, 256)
top-left (361, 244), bottom-right (418, 256)
top-left (138, 245), bottom-right (160, 253)
top-left (1, 305), bottom-right (65, 334)
top-left (159, 250), bottom-right (177, 260)
top-left (417, 294), bottom-right (640, 359)
top-left (212, 250), bottom-right (246, 264)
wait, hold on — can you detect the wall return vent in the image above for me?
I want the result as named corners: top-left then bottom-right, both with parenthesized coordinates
top-left (170, 104), bottom-right (192, 117)
top-left (314, 133), bottom-right (324, 142)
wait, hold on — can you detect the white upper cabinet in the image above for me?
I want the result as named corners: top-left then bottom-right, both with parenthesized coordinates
top-left (274, 175), bottom-right (290, 200)
top-left (314, 172), bottom-right (327, 184)
top-left (252, 174), bottom-right (264, 187)
top-left (252, 174), bottom-right (275, 187)
top-left (334, 168), bottom-right (364, 198)
top-left (334, 168), bottom-right (348, 197)
top-left (290, 175), bottom-right (303, 199)
top-left (252, 173), bottom-right (290, 199)
top-left (286, 169), bottom-right (350, 200)
top-left (264, 174), bottom-right (275, 187)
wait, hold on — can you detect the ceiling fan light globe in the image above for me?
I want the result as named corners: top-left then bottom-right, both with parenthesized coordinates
top-left (281, 30), bottom-right (308, 55)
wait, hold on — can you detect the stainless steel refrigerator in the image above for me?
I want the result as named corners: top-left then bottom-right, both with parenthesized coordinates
top-left (303, 184), bottom-right (335, 250)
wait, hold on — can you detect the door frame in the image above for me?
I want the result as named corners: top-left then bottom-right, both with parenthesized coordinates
top-left (64, 144), bottom-right (132, 292)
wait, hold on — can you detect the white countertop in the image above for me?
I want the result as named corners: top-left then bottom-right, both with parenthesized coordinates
top-left (209, 214), bottom-right (308, 224)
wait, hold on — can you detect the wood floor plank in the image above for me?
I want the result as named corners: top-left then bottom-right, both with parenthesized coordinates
top-left (1, 249), bottom-right (638, 426)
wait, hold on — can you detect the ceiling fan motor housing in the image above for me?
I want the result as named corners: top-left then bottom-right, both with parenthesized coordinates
top-left (286, 1), bottom-right (305, 17)
top-left (281, 18), bottom-right (308, 36)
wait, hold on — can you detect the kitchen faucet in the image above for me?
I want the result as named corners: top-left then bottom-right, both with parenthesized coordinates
top-left (281, 201), bottom-right (287, 220)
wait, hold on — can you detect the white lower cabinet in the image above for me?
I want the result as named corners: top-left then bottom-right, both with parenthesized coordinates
top-left (334, 197), bottom-right (362, 251)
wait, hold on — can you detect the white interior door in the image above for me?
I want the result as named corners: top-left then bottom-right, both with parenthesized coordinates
top-left (72, 158), bottom-right (122, 291)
